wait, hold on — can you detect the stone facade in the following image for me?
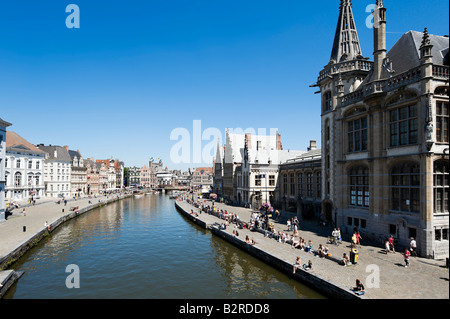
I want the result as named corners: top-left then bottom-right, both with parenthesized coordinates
top-left (313, 0), bottom-right (449, 258)
top-left (276, 142), bottom-right (322, 220)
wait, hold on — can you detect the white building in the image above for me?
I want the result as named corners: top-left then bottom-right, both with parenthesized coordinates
top-left (4, 131), bottom-right (46, 202)
top-left (156, 170), bottom-right (174, 187)
top-left (235, 133), bottom-right (305, 207)
top-left (37, 145), bottom-right (72, 199)
top-left (0, 117), bottom-right (12, 221)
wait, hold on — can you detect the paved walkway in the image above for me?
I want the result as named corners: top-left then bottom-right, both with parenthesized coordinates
top-left (0, 194), bottom-right (126, 264)
top-left (185, 195), bottom-right (449, 299)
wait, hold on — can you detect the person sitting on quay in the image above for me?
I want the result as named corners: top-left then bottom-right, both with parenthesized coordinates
top-left (351, 279), bottom-right (365, 295)
top-left (293, 256), bottom-right (302, 274)
top-left (303, 260), bottom-right (313, 271)
top-left (340, 253), bottom-right (351, 266)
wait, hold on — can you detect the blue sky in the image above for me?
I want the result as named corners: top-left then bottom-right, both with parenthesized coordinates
top-left (0, 0), bottom-right (448, 170)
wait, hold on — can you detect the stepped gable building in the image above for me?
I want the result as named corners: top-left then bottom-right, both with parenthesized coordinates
top-left (68, 148), bottom-right (87, 196)
top-left (311, 0), bottom-right (449, 258)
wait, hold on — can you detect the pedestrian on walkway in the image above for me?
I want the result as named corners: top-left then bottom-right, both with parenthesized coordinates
top-left (410, 237), bottom-right (417, 257)
top-left (356, 231), bottom-right (362, 247)
top-left (389, 235), bottom-right (396, 253)
top-left (287, 219), bottom-right (291, 231)
top-left (404, 249), bottom-right (411, 268)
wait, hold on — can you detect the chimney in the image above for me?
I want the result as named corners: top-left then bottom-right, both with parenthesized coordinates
top-left (64, 145), bottom-right (69, 151)
top-left (373, 0), bottom-right (387, 81)
top-left (276, 131), bottom-right (282, 150)
top-left (245, 133), bottom-right (252, 149)
top-left (308, 140), bottom-right (317, 151)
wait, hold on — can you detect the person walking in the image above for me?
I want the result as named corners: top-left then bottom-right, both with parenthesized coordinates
top-left (409, 237), bottom-right (417, 257)
top-left (404, 248), bottom-right (411, 268)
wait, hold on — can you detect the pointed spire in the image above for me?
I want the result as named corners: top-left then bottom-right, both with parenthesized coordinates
top-left (420, 27), bottom-right (433, 59)
top-left (330, 0), bottom-right (363, 63)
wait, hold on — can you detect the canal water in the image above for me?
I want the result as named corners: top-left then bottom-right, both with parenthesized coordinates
top-left (5, 195), bottom-right (325, 299)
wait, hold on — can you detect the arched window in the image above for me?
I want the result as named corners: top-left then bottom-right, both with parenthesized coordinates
top-left (391, 162), bottom-right (420, 213)
top-left (349, 166), bottom-right (369, 207)
top-left (434, 160), bottom-right (449, 214)
top-left (14, 172), bottom-right (22, 187)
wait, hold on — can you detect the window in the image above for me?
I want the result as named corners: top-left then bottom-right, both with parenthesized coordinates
top-left (16, 159), bottom-right (21, 169)
top-left (316, 172), bottom-right (321, 198)
top-left (290, 173), bottom-right (295, 196)
top-left (348, 117), bottom-right (368, 152)
top-left (323, 91), bottom-right (332, 112)
top-left (391, 162), bottom-right (420, 213)
top-left (349, 167), bottom-right (369, 207)
top-left (255, 175), bottom-right (261, 186)
top-left (390, 105), bottom-right (418, 146)
top-left (14, 172), bottom-right (22, 186)
top-left (436, 101), bottom-right (449, 143)
top-left (28, 160), bottom-right (32, 169)
top-left (283, 174), bottom-right (287, 194)
top-left (297, 173), bottom-right (303, 197)
top-left (307, 173), bottom-right (313, 197)
top-left (434, 160), bottom-right (449, 214)
top-left (269, 175), bottom-right (275, 186)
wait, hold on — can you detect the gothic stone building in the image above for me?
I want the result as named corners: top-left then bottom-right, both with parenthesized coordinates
top-left (312, 0), bottom-right (449, 258)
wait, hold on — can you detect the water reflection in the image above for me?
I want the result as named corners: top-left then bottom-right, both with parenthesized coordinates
top-left (5, 195), bottom-right (324, 299)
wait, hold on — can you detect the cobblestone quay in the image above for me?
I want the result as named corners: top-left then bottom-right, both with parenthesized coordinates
top-left (175, 195), bottom-right (449, 299)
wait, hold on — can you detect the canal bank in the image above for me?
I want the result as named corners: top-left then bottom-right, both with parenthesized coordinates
top-left (174, 200), bottom-right (361, 299)
top-left (0, 193), bottom-right (132, 297)
top-left (175, 197), bottom-right (449, 299)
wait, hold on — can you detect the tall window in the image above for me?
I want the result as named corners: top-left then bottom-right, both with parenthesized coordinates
top-left (348, 117), bottom-right (368, 152)
top-left (349, 167), bottom-right (369, 207)
top-left (434, 160), bottom-right (449, 214)
top-left (283, 174), bottom-right (287, 195)
top-left (16, 159), bottom-right (21, 169)
top-left (323, 91), bottom-right (332, 112)
top-left (391, 162), bottom-right (420, 213)
top-left (289, 173), bottom-right (295, 195)
top-left (317, 172), bottom-right (321, 198)
top-left (390, 105), bottom-right (418, 146)
top-left (297, 173), bottom-right (303, 197)
top-left (14, 172), bottom-right (22, 186)
top-left (307, 173), bottom-right (313, 197)
top-left (436, 101), bottom-right (449, 143)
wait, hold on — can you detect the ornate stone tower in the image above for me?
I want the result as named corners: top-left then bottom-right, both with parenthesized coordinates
top-left (312, 0), bottom-right (373, 222)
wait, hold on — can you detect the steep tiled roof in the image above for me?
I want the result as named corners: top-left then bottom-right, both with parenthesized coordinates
top-left (6, 131), bottom-right (45, 155)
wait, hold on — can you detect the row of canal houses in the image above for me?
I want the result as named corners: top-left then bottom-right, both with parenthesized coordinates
top-left (213, 1), bottom-right (449, 259)
top-left (0, 121), bottom-right (125, 221)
